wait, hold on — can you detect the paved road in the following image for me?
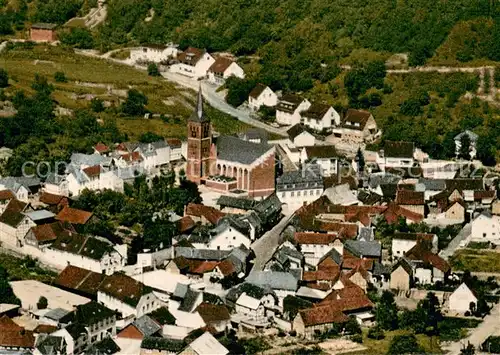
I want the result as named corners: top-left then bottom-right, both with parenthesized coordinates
top-left (439, 223), bottom-right (471, 261)
top-left (162, 71), bottom-right (287, 137)
top-left (249, 214), bottom-right (294, 273)
top-left (444, 302), bottom-right (500, 354)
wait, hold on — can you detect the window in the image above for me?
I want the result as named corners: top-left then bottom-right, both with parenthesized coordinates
top-left (310, 190), bottom-right (313, 196)
top-left (282, 192), bottom-right (286, 198)
top-left (483, 233), bottom-right (487, 238)
top-left (316, 190), bottom-right (321, 195)
top-left (297, 191), bottom-right (301, 197)
top-left (190, 127), bottom-right (197, 137)
top-left (291, 191), bottom-right (294, 197)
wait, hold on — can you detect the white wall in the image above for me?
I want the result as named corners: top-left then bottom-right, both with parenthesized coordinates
top-left (392, 239), bottom-right (417, 258)
top-left (471, 214), bottom-right (500, 242)
top-left (249, 87), bottom-right (277, 111)
top-left (292, 132), bottom-right (315, 147)
top-left (415, 268), bottom-right (432, 284)
top-left (130, 46), bottom-right (178, 63)
top-left (278, 188), bottom-right (322, 214)
top-left (276, 100), bottom-right (311, 126)
top-left (193, 227), bottom-right (251, 250)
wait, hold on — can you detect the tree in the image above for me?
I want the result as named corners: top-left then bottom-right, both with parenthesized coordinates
top-left (147, 63), bottom-right (160, 76)
top-left (0, 266), bottom-right (20, 305)
top-left (387, 334), bottom-right (421, 355)
top-left (344, 315), bottom-right (362, 335)
top-left (90, 97), bottom-right (105, 113)
top-left (356, 148), bottom-right (365, 174)
top-left (121, 89), bottom-right (148, 116)
top-left (400, 99), bottom-right (423, 116)
top-left (367, 325), bottom-right (385, 340)
top-left (476, 135), bottom-right (496, 166)
top-left (0, 68), bottom-right (8, 88)
top-left (139, 131), bottom-right (163, 143)
top-left (475, 298), bottom-right (490, 317)
top-left (461, 342), bottom-right (475, 355)
top-left (225, 77), bottom-right (255, 108)
top-left (54, 71), bottom-right (67, 83)
top-left (375, 291), bottom-right (399, 330)
top-left (417, 292), bottom-right (442, 334)
top-left (59, 28), bottom-right (94, 49)
top-left (459, 134), bottom-right (472, 160)
top-left (37, 296), bottom-right (48, 309)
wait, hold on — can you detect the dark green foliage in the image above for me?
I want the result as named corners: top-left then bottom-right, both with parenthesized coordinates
top-left (225, 77), bottom-right (256, 108)
top-left (149, 307), bottom-right (176, 325)
top-left (400, 99), bottom-right (423, 116)
top-left (37, 296), bottom-right (48, 309)
top-left (283, 295), bottom-right (313, 321)
top-left (351, 334), bottom-right (363, 343)
top-left (59, 28), bottom-right (94, 49)
top-left (345, 315), bottom-right (362, 335)
top-left (90, 98), bottom-right (105, 113)
top-left (0, 69), bottom-right (8, 88)
top-left (344, 61), bottom-right (386, 106)
top-left (375, 291), bottom-right (399, 330)
top-left (139, 131), bottom-right (163, 143)
top-left (482, 336), bottom-right (500, 353)
top-left (387, 334), bottom-right (421, 355)
top-left (438, 317), bottom-right (482, 341)
top-left (121, 89), bottom-right (148, 116)
top-left (54, 71), bottom-right (67, 83)
top-left (147, 63), bottom-right (160, 77)
top-left (400, 292), bottom-right (443, 335)
top-left (459, 134), bottom-right (472, 160)
top-left (237, 337), bottom-right (270, 355)
top-left (460, 342), bottom-right (475, 355)
top-left (0, 266), bottom-right (21, 305)
top-left (257, 105), bottom-right (276, 122)
top-left (367, 325), bottom-right (385, 340)
top-left (32, 0), bottom-right (83, 24)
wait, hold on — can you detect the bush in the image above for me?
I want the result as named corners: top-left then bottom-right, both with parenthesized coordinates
top-left (90, 98), bottom-right (105, 113)
top-left (147, 63), bottom-right (160, 77)
top-left (60, 28), bottom-right (94, 49)
top-left (37, 296), bottom-right (48, 309)
top-left (368, 326), bottom-right (385, 340)
top-left (0, 68), bottom-right (8, 88)
top-left (351, 334), bottom-right (363, 343)
top-left (54, 71), bottom-right (67, 83)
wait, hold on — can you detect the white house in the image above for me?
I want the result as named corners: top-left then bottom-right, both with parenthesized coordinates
top-left (43, 174), bottom-right (69, 197)
top-left (130, 43), bottom-right (178, 64)
top-left (0, 178), bottom-right (30, 202)
top-left (301, 103), bottom-right (340, 131)
top-left (190, 221), bottom-right (252, 251)
top-left (378, 141), bottom-right (415, 170)
top-left (170, 47), bottom-right (215, 79)
top-left (66, 166), bottom-right (124, 197)
top-left (300, 145), bottom-right (339, 177)
top-left (207, 57), bottom-right (245, 85)
top-left (248, 84), bottom-right (278, 111)
top-left (0, 200), bottom-right (36, 248)
top-left (97, 273), bottom-right (161, 320)
top-left (245, 271), bottom-right (298, 307)
top-left (391, 233), bottom-right (438, 258)
top-left (276, 166), bottom-right (324, 214)
top-left (45, 234), bottom-right (125, 275)
top-left (294, 232), bottom-right (343, 266)
top-left (455, 130), bottom-right (478, 159)
top-left (449, 283), bottom-right (477, 314)
top-left (166, 138), bottom-right (183, 161)
top-left (235, 293), bottom-right (266, 321)
top-left (134, 141), bottom-right (170, 170)
top-left (276, 94), bottom-right (311, 126)
top-left (286, 124), bottom-right (315, 147)
top-left (471, 211), bottom-right (500, 244)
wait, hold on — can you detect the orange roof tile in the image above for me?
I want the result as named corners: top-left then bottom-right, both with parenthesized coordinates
top-left (56, 206), bottom-right (93, 225)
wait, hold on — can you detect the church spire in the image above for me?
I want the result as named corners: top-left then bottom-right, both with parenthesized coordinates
top-left (189, 85), bottom-right (207, 122)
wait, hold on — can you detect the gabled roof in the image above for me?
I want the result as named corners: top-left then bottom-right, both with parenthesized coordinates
top-left (83, 165), bottom-right (102, 178)
top-left (246, 271), bottom-right (298, 291)
top-left (31, 23), bottom-right (57, 29)
top-left (341, 109), bottom-right (372, 130)
top-left (35, 335), bottom-right (66, 355)
top-left (395, 190), bottom-right (425, 205)
top-left (196, 302), bottom-right (230, 324)
top-left (302, 103), bottom-right (332, 120)
top-left (178, 288), bottom-right (201, 312)
top-left (0, 189), bottom-right (15, 201)
top-left (0, 316), bottom-right (35, 349)
top-left (69, 301), bottom-right (115, 327)
top-left (216, 135), bottom-right (272, 165)
top-left (98, 273), bottom-right (153, 307)
top-left (0, 199), bottom-right (28, 227)
top-left (249, 83), bottom-right (269, 99)
top-left (304, 145), bottom-right (339, 160)
top-left (87, 337), bottom-right (120, 355)
top-left (226, 282), bottom-right (276, 303)
top-left (383, 141), bottom-right (414, 158)
top-left (344, 240), bottom-right (381, 258)
top-left (393, 232), bottom-right (435, 242)
top-left (55, 265), bottom-right (105, 297)
top-left (445, 179), bottom-right (484, 191)
top-left (277, 94), bottom-right (305, 113)
top-left (287, 124), bottom-right (311, 141)
top-left (294, 232), bottom-right (342, 245)
top-left (187, 332), bottom-right (229, 355)
top-left (39, 192), bottom-right (67, 206)
top-left (208, 57), bottom-right (234, 74)
top-left (185, 203), bottom-right (226, 225)
top-left (56, 206), bottom-right (93, 225)
top-left (298, 304), bottom-right (349, 327)
top-left (133, 315), bottom-right (161, 337)
top-left (216, 195), bottom-right (255, 210)
top-left (94, 142), bottom-right (110, 154)
top-left (51, 234), bottom-right (115, 261)
top-left (405, 242), bottom-right (450, 273)
top-left (177, 47), bottom-right (205, 66)
top-left (175, 247), bottom-right (230, 261)
top-left (166, 138), bottom-right (182, 148)
top-left (319, 285), bottom-right (373, 313)
top-left (31, 222), bottom-right (72, 243)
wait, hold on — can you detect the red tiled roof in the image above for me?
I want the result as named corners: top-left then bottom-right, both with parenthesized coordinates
top-left (303, 268), bottom-right (340, 282)
top-left (315, 222), bottom-right (359, 238)
top-left (83, 165), bottom-right (102, 178)
top-left (298, 304), bottom-right (349, 326)
top-left (383, 203), bottom-right (423, 224)
top-left (56, 206), bottom-right (93, 225)
top-left (174, 257), bottom-right (218, 275)
top-left (395, 190), bottom-right (425, 205)
top-left (196, 302), bottom-right (230, 324)
top-left (177, 47), bottom-right (205, 65)
top-left (208, 57), bottom-right (234, 74)
top-left (39, 192), bottom-right (67, 206)
top-left (405, 241), bottom-right (450, 273)
top-left (294, 232), bottom-right (340, 245)
top-left (31, 222), bottom-right (72, 243)
top-left (342, 257), bottom-right (373, 271)
top-left (177, 216), bottom-right (196, 234)
top-left (166, 138), bottom-right (182, 148)
top-left (0, 190), bottom-right (15, 201)
top-left (121, 151), bottom-right (143, 163)
top-left (217, 259), bottom-right (236, 277)
top-left (249, 83), bottom-right (268, 99)
top-left (117, 324), bottom-right (144, 340)
top-left (33, 324), bottom-right (57, 334)
top-left (94, 142), bottom-right (110, 154)
top-left (185, 203), bottom-right (226, 225)
top-left (474, 190), bottom-right (496, 200)
top-left (0, 316), bottom-right (35, 349)
top-left (345, 212), bottom-right (371, 227)
top-left (98, 273), bottom-right (152, 307)
top-left (55, 265), bottom-right (105, 297)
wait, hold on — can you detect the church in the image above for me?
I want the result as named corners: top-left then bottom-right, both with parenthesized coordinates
top-left (186, 89), bottom-right (276, 198)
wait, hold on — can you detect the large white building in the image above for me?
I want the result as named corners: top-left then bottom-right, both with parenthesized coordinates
top-left (276, 166), bottom-right (324, 213)
top-left (170, 47), bottom-right (215, 79)
top-left (130, 44), bottom-right (178, 64)
top-left (471, 211), bottom-right (500, 244)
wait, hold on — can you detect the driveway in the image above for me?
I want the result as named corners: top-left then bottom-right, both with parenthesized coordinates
top-left (439, 223), bottom-right (471, 261)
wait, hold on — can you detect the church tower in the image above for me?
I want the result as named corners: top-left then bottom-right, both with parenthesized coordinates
top-left (186, 87), bottom-right (212, 184)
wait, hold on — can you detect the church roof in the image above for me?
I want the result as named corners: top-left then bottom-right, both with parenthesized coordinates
top-left (189, 87), bottom-right (208, 123)
top-left (216, 136), bottom-right (272, 165)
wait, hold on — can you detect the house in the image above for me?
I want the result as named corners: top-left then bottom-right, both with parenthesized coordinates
top-left (292, 303), bottom-right (348, 338)
top-left (186, 89), bottom-right (276, 197)
top-left (390, 257), bottom-right (414, 291)
top-left (185, 203), bottom-right (226, 226)
top-left (97, 273), bottom-right (161, 319)
top-left (395, 190), bottom-right (425, 216)
top-left (264, 242), bottom-right (303, 272)
top-left (0, 315), bottom-right (35, 351)
top-left (39, 192), bottom-right (69, 213)
top-left (207, 57), bottom-right (245, 85)
top-left (238, 128), bottom-right (268, 145)
top-left (449, 283), bottom-right (478, 314)
top-left (248, 84), bottom-right (278, 111)
top-left (24, 221), bottom-right (74, 250)
top-left (166, 138), bottom-right (183, 161)
top-left (46, 233), bottom-right (125, 275)
top-left (34, 335), bottom-right (67, 355)
top-left (379, 141), bottom-right (415, 170)
top-left (171, 47), bottom-right (215, 79)
top-left (195, 303), bottom-right (231, 333)
top-left (287, 124), bottom-right (315, 147)
top-left (93, 142), bottom-right (110, 156)
top-left (0, 177), bottom-right (32, 202)
top-left (294, 232), bottom-right (346, 266)
top-left (0, 190), bottom-right (15, 214)
top-left (130, 44), bottom-right (178, 64)
top-left (470, 211), bottom-right (500, 243)
top-left (323, 184), bottom-right (359, 205)
top-left (328, 109), bottom-right (379, 146)
top-left (276, 165), bottom-right (324, 213)
top-left (140, 336), bottom-right (185, 355)
top-left (0, 199), bottom-right (35, 248)
top-left (455, 130), bottom-right (478, 159)
top-left (30, 23), bottom-right (57, 42)
top-left (55, 265), bottom-right (106, 299)
top-left (66, 165), bottom-right (124, 197)
top-left (189, 220), bottom-right (252, 250)
top-left (133, 141), bottom-right (171, 170)
top-left (180, 332), bottom-right (229, 355)
top-left (234, 292), bottom-right (266, 321)
top-left (301, 103), bottom-right (340, 131)
top-left (43, 173), bottom-right (69, 196)
top-left (216, 196), bottom-right (256, 214)
top-left (300, 146), bottom-right (340, 177)
top-left (391, 232), bottom-right (438, 258)
top-left (52, 301), bottom-right (116, 355)
top-left (246, 271), bottom-right (299, 307)
top-left (55, 206), bottom-right (95, 226)
top-left (275, 94), bottom-right (311, 126)
top-left (343, 240), bottom-right (381, 261)
top-left (117, 315), bottom-right (162, 340)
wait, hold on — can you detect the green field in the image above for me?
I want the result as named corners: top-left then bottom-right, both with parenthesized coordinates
top-left (449, 248), bottom-right (500, 272)
top-left (0, 252), bottom-right (56, 283)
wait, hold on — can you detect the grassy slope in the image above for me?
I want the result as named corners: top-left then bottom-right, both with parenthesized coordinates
top-left (449, 248), bottom-right (500, 272)
top-left (0, 44), bottom-right (250, 139)
top-left (0, 252), bottom-right (56, 282)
